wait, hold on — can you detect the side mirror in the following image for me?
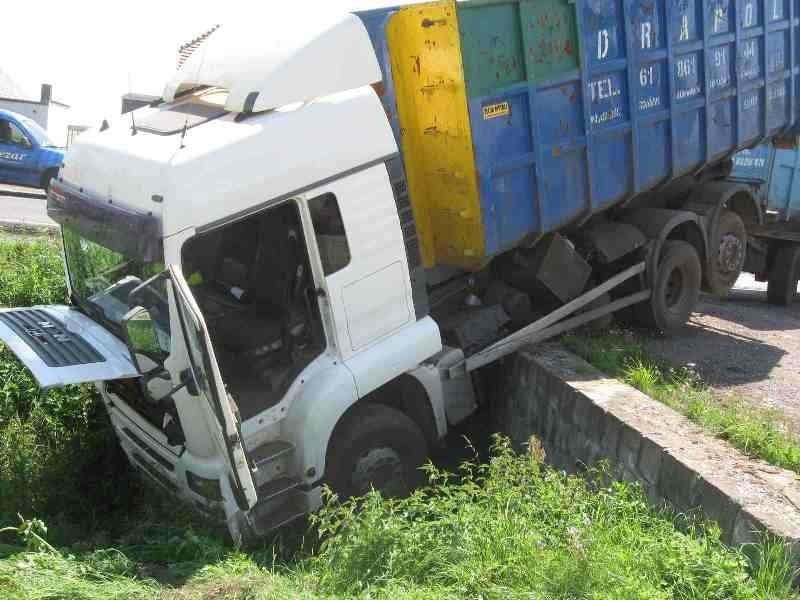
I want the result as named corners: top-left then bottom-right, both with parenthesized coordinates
top-left (122, 305), bottom-right (166, 374)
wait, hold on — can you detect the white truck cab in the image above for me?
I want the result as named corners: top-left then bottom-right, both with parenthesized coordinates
top-left (0, 15), bottom-right (453, 540)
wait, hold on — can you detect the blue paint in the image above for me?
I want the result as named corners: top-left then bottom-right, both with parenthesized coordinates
top-left (0, 109), bottom-right (64, 189)
top-left (358, 0), bottom-right (800, 262)
top-left (463, 0), bottom-right (799, 257)
top-left (732, 143), bottom-right (800, 219)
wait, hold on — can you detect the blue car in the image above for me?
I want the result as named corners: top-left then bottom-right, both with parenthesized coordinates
top-left (0, 109), bottom-right (64, 190)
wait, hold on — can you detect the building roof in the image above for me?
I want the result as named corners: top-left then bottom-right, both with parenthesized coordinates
top-left (178, 25), bottom-right (221, 68)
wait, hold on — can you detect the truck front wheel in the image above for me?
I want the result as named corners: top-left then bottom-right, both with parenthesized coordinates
top-left (704, 209), bottom-right (746, 295)
top-left (325, 403), bottom-right (428, 500)
top-left (636, 240), bottom-right (701, 332)
top-left (767, 243), bottom-right (800, 306)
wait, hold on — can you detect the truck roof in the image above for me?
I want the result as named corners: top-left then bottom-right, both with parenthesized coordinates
top-left (163, 14), bottom-right (382, 114)
top-left (60, 85), bottom-right (397, 238)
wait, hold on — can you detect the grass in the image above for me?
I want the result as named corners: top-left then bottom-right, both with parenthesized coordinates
top-left (563, 330), bottom-right (800, 474)
top-left (0, 235), bottom-right (797, 598)
top-left (2, 441), bottom-right (798, 599)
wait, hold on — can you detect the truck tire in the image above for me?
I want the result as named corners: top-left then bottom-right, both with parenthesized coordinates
top-left (767, 244), bottom-right (800, 306)
top-left (326, 403), bottom-right (428, 499)
top-left (636, 240), bottom-right (701, 332)
top-left (704, 209), bottom-right (746, 296)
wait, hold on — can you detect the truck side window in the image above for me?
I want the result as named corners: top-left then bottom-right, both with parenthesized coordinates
top-left (0, 120), bottom-right (31, 147)
top-left (309, 193), bottom-right (351, 276)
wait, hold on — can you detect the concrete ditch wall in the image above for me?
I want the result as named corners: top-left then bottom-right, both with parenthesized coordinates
top-left (500, 344), bottom-right (800, 557)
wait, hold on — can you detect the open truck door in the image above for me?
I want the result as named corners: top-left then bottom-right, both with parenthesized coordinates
top-left (168, 265), bottom-right (259, 510)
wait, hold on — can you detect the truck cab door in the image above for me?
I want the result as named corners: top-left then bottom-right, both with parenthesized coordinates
top-left (0, 117), bottom-right (37, 186)
top-left (168, 265), bottom-right (259, 510)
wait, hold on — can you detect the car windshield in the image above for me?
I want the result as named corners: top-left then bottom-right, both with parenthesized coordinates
top-left (18, 115), bottom-right (56, 147)
top-left (62, 227), bottom-right (170, 353)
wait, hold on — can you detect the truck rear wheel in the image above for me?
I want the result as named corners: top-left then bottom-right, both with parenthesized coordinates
top-left (325, 403), bottom-right (427, 500)
top-left (704, 209), bottom-right (746, 296)
top-left (767, 243), bottom-right (800, 306)
top-left (636, 240), bottom-right (701, 332)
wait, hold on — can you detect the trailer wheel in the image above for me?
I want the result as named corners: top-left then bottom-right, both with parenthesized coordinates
top-left (326, 403), bottom-right (427, 499)
top-left (767, 244), bottom-right (800, 306)
top-left (637, 240), bottom-right (701, 332)
top-left (704, 209), bottom-right (746, 295)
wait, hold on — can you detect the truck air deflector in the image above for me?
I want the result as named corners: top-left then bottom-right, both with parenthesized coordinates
top-left (0, 306), bottom-right (139, 389)
top-left (163, 14), bottom-right (382, 114)
top-left (47, 179), bottom-right (163, 262)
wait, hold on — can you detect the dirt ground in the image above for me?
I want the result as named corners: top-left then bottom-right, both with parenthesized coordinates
top-left (641, 273), bottom-right (800, 436)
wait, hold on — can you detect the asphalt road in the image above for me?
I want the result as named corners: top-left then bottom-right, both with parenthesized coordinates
top-left (0, 185), bottom-right (56, 228)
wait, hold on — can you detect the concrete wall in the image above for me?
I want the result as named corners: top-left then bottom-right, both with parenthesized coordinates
top-left (498, 344), bottom-right (800, 558)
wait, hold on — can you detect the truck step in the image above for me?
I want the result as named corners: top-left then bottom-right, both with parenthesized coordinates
top-left (251, 492), bottom-right (307, 534)
top-left (251, 440), bottom-right (296, 489)
top-left (251, 440), bottom-right (294, 468)
top-left (257, 476), bottom-right (301, 501)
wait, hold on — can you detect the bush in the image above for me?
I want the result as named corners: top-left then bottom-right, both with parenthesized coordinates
top-left (310, 437), bottom-right (795, 599)
top-left (1, 440), bottom-right (795, 599)
top-left (0, 237), bottom-right (132, 541)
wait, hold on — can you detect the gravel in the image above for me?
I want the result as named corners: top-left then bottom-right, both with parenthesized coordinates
top-left (641, 273), bottom-right (800, 436)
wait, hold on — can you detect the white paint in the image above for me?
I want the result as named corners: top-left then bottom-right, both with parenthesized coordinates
top-left (304, 164), bottom-right (414, 359)
top-left (597, 29), bottom-right (610, 60)
top-left (713, 4), bottom-right (727, 33)
top-left (0, 305), bottom-right (138, 388)
top-left (343, 262), bottom-right (411, 350)
top-left (62, 85), bottom-right (396, 238)
top-left (679, 14), bottom-right (690, 41)
top-left (640, 65), bottom-right (655, 87)
top-left (744, 1), bottom-right (754, 26)
top-left (163, 14), bottom-right (381, 114)
top-left (641, 22), bottom-right (653, 49)
top-left (169, 265), bottom-right (259, 509)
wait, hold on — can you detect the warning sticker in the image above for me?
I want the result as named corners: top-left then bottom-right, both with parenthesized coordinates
top-left (482, 102), bottom-right (510, 120)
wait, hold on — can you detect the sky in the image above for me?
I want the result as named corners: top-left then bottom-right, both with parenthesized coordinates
top-left (2, 0), bottom-right (422, 127)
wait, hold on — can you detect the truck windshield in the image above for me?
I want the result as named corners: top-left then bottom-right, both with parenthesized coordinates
top-left (62, 227), bottom-right (170, 351)
top-left (18, 115), bottom-right (56, 147)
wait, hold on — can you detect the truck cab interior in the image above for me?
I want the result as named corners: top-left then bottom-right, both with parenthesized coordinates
top-left (181, 201), bottom-right (325, 419)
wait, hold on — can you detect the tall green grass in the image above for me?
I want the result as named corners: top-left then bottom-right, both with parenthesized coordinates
top-left (564, 331), bottom-right (800, 474)
top-left (0, 237), bottom-right (136, 541)
top-left (2, 440), bottom-right (796, 599)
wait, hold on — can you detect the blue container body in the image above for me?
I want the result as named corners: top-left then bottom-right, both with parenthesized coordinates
top-left (359, 0), bottom-right (800, 269)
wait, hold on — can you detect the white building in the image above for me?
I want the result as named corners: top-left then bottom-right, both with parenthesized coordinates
top-left (0, 67), bottom-right (78, 147)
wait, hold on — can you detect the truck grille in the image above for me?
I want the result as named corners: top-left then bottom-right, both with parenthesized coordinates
top-left (0, 309), bottom-right (105, 367)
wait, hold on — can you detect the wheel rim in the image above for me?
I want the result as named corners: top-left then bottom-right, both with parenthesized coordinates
top-left (351, 446), bottom-right (407, 497)
top-left (717, 232), bottom-right (745, 275)
top-left (665, 267), bottom-right (684, 309)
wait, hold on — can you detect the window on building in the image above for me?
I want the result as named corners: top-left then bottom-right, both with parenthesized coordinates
top-left (309, 193), bottom-right (351, 276)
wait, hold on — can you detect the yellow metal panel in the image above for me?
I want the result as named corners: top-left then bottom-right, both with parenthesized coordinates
top-left (386, 0), bottom-right (484, 270)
